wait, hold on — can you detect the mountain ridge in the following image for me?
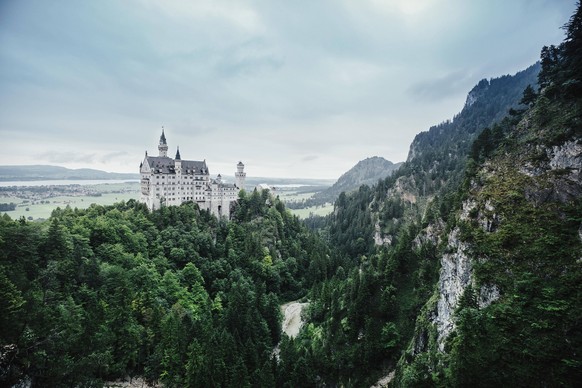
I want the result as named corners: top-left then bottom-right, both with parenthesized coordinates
top-left (0, 165), bottom-right (140, 181)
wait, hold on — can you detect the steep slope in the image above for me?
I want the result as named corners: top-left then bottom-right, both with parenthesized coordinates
top-left (328, 64), bottom-right (540, 262)
top-left (398, 63), bottom-right (540, 199)
top-left (395, 7), bottom-right (582, 385)
top-left (397, 96), bottom-right (581, 388)
top-left (276, 64), bottom-right (544, 387)
top-left (277, 6), bottom-right (582, 380)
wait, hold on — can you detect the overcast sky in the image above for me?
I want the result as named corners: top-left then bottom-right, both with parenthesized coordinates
top-left (0, 0), bottom-right (576, 179)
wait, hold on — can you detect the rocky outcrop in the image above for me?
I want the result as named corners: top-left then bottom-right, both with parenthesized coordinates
top-left (433, 227), bottom-right (473, 350)
top-left (412, 219), bottom-right (444, 250)
top-left (431, 197), bottom-right (503, 350)
top-left (521, 140), bottom-right (582, 204)
top-left (465, 79), bottom-right (490, 108)
top-left (373, 220), bottom-right (392, 246)
top-left (387, 176), bottom-right (417, 204)
top-left (548, 140), bottom-right (582, 170)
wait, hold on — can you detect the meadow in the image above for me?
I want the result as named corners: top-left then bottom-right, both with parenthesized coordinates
top-left (0, 182), bottom-right (139, 221)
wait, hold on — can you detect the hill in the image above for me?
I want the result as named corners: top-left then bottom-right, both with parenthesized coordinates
top-left (0, 165), bottom-right (140, 181)
top-left (286, 156), bottom-right (402, 211)
top-left (311, 156), bottom-right (402, 205)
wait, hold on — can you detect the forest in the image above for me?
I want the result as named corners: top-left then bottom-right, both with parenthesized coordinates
top-left (2, 3), bottom-right (582, 387)
top-left (0, 190), bottom-right (333, 386)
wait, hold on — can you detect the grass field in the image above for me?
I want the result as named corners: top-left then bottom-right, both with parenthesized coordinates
top-left (1, 182), bottom-right (139, 221)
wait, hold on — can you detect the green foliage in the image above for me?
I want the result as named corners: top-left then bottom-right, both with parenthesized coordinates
top-left (277, 34), bottom-right (543, 387)
top-left (539, 2), bottom-right (582, 100)
top-left (284, 6), bottom-right (582, 385)
top-left (0, 194), bottom-right (329, 386)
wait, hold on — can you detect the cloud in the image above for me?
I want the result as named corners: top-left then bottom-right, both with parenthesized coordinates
top-left (301, 155), bottom-right (319, 162)
top-left (37, 151), bottom-right (97, 164)
top-left (408, 70), bottom-right (475, 102)
top-left (1, 0), bottom-right (578, 178)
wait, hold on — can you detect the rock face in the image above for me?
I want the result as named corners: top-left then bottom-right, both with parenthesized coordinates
top-left (433, 227), bottom-right (473, 350)
top-left (431, 137), bottom-right (581, 351)
top-left (373, 221), bottom-right (392, 246)
top-left (465, 79), bottom-right (490, 108)
top-left (548, 140), bottom-right (582, 170)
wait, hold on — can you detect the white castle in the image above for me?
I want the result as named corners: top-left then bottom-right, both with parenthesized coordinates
top-left (139, 128), bottom-right (246, 217)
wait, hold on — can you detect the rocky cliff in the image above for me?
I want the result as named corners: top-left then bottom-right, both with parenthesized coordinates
top-left (395, 56), bottom-right (582, 385)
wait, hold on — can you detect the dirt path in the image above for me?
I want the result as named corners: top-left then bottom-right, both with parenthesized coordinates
top-left (280, 301), bottom-right (309, 338)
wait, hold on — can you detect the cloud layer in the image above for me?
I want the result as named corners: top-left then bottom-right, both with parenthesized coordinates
top-left (0, 0), bottom-right (576, 178)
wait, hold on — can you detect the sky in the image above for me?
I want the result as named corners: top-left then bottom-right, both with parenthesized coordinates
top-left (0, 0), bottom-right (577, 179)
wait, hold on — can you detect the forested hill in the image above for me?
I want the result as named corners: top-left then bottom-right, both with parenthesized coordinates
top-left (311, 156), bottom-right (402, 205)
top-left (324, 63), bottom-right (540, 261)
top-left (394, 7), bottom-right (582, 383)
top-left (276, 4), bottom-right (582, 386)
top-left (0, 191), bottom-right (333, 386)
top-left (278, 65), bottom-right (543, 386)
top-left (402, 62), bottom-right (540, 199)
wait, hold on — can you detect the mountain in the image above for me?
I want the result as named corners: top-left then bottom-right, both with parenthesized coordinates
top-left (395, 29), bottom-right (582, 383)
top-left (0, 165), bottom-right (140, 181)
top-left (311, 156), bottom-right (402, 205)
top-left (275, 6), bottom-right (582, 386)
top-left (277, 65), bottom-right (544, 384)
top-left (325, 63), bottom-right (540, 259)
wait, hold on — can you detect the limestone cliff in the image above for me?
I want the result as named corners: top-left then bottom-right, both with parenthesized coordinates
top-left (395, 84), bottom-right (582, 385)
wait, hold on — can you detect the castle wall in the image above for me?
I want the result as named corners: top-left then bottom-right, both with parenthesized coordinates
top-left (139, 132), bottom-right (244, 218)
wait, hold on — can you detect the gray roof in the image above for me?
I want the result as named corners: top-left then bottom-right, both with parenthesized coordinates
top-left (209, 178), bottom-right (237, 189)
top-left (146, 156), bottom-right (208, 175)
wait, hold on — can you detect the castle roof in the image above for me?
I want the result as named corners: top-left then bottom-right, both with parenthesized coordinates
top-left (209, 177), bottom-right (237, 188)
top-left (145, 156), bottom-right (208, 174)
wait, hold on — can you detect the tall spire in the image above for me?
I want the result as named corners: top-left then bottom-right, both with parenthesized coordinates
top-left (158, 126), bottom-right (169, 157)
top-left (160, 126), bottom-right (167, 145)
top-left (175, 146), bottom-right (181, 160)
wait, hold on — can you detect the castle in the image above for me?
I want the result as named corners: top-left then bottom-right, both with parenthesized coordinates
top-left (139, 128), bottom-right (246, 217)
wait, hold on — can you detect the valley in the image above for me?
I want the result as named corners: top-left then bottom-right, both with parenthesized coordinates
top-left (1, 3), bottom-right (581, 387)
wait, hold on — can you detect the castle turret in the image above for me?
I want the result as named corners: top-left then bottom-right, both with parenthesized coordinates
top-left (235, 161), bottom-right (246, 189)
top-left (158, 127), bottom-right (168, 157)
top-left (175, 147), bottom-right (182, 174)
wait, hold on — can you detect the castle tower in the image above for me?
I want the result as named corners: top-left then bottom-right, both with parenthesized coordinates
top-left (158, 127), bottom-right (168, 157)
top-left (235, 161), bottom-right (246, 189)
top-left (175, 147), bottom-right (182, 174)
